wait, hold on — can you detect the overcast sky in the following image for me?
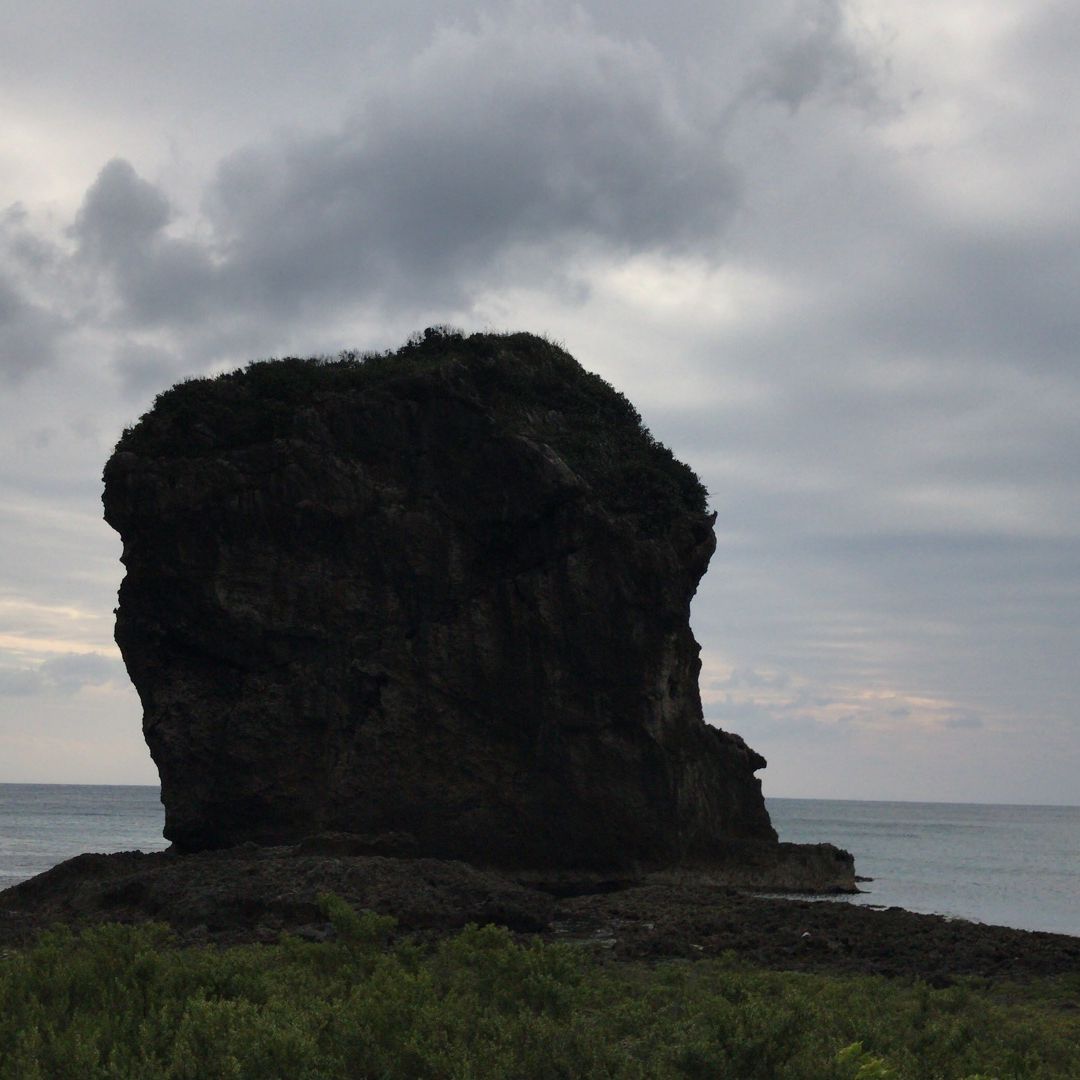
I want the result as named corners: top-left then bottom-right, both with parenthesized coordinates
top-left (1, 0), bottom-right (1077, 806)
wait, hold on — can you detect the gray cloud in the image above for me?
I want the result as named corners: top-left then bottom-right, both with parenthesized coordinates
top-left (198, 18), bottom-right (741, 316)
top-left (0, 274), bottom-right (58, 381)
top-left (714, 667), bottom-right (792, 691)
top-left (942, 710), bottom-right (983, 731)
top-left (113, 342), bottom-right (189, 399)
top-left (0, 206), bottom-right (67, 381)
top-left (70, 159), bottom-right (219, 329)
top-left (846, 229), bottom-right (1080, 377)
top-left (42, 3), bottom-right (877, 357)
top-left (0, 652), bottom-right (123, 697)
top-left (39, 652), bottom-right (123, 693)
top-left (72, 159), bottom-right (172, 262)
top-left (1, 1), bottom-right (1078, 799)
top-left (744, 0), bottom-right (880, 113)
top-left (0, 665), bottom-right (43, 696)
top-left (0, 10), bottom-right (762, 396)
top-left (0, 2), bottom-right (881, 400)
top-left (705, 696), bottom-right (848, 744)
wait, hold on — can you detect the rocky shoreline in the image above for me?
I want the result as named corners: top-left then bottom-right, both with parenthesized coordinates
top-left (3, 845), bottom-right (1076, 983)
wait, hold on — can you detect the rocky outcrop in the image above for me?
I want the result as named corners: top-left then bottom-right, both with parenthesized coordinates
top-left (0, 848), bottom-right (556, 942)
top-left (102, 329), bottom-right (806, 873)
top-left (5, 847), bottom-right (1077, 983)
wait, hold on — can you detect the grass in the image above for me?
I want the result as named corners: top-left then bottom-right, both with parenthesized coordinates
top-left (1, 897), bottom-right (1077, 1079)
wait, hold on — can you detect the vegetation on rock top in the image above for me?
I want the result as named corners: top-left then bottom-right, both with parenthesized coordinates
top-left (114, 328), bottom-right (709, 533)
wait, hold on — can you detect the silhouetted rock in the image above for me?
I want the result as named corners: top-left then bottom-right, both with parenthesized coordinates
top-left (102, 329), bottom-right (844, 883)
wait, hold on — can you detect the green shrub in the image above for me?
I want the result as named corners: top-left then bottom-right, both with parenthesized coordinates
top-left (2, 900), bottom-right (1077, 1078)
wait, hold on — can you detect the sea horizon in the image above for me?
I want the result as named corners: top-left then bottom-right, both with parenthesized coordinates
top-left (1, 781), bottom-right (1076, 810)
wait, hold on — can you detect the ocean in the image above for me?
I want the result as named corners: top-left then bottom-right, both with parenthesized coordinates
top-left (768, 797), bottom-right (1080, 938)
top-left (0, 783), bottom-right (169, 890)
top-left (0, 785), bottom-right (1076, 938)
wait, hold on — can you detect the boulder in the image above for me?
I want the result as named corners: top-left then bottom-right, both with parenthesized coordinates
top-left (103, 329), bottom-right (780, 871)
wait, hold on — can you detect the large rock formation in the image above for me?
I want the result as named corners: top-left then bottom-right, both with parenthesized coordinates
top-left (104, 329), bottom-right (777, 870)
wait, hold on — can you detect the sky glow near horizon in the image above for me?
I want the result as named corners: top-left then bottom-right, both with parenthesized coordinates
top-left (1, 1), bottom-right (1078, 804)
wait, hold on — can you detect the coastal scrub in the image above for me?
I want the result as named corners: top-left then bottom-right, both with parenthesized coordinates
top-left (1, 901), bottom-right (1077, 1079)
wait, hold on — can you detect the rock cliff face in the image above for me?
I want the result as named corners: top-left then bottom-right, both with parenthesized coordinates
top-left (104, 330), bottom-right (777, 870)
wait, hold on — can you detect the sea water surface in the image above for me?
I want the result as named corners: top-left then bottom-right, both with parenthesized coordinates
top-left (0, 785), bottom-right (1076, 937)
top-left (768, 797), bottom-right (1080, 938)
top-left (0, 784), bottom-right (168, 889)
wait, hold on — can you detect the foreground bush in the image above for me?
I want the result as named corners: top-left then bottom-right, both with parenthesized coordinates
top-left (1, 900), bottom-right (1077, 1078)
